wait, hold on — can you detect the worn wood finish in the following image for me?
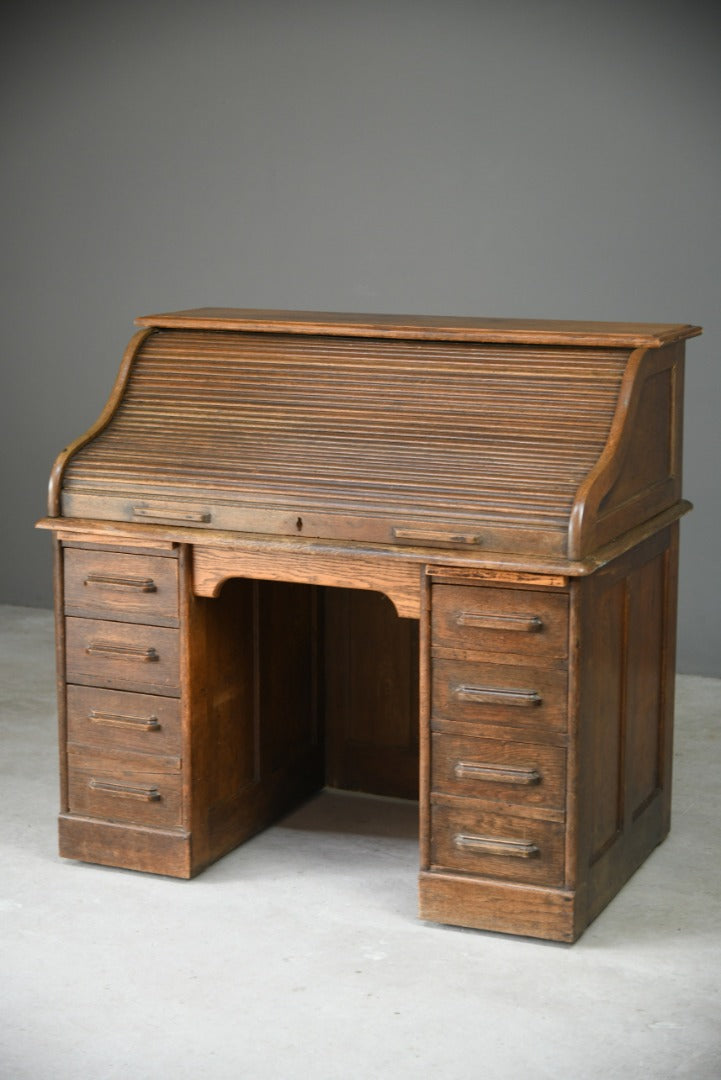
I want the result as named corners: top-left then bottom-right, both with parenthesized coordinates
top-left (67, 685), bottom-right (181, 757)
top-left (48, 329), bottom-right (152, 516)
top-left (58, 328), bottom-right (637, 557)
top-left (35, 502), bottom-right (692, 579)
top-left (67, 747), bottom-right (182, 829)
top-left (432, 657), bottom-right (568, 735)
top-left (183, 575), bottom-right (324, 875)
top-left (58, 815), bottom-right (191, 877)
top-left (64, 547), bottom-right (179, 626)
top-left (324, 589), bottom-right (419, 799)
top-left (430, 802), bottom-right (566, 886)
top-left (570, 526), bottom-right (679, 933)
top-left (53, 539), bottom-right (69, 812)
top-left (65, 617), bottom-right (180, 696)
top-left (432, 584), bottom-right (568, 660)
top-left (41, 309), bottom-right (698, 941)
top-left (419, 871), bottom-right (576, 942)
top-left (193, 543), bottom-right (422, 619)
top-left (431, 732), bottom-right (566, 810)
top-left (569, 343), bottom-right (685, 558)
top-left (135, 308), bottom-right (701, 348)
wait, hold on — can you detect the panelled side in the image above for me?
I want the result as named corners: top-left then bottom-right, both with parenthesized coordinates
top-left (572, 526), bottom-right (678, 932)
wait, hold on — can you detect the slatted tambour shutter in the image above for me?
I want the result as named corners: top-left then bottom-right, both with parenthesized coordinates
top-left (61, 330), bottom-right (630, 556)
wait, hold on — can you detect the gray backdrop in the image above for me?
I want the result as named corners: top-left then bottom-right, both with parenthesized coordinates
top-left (2, 0), bottom-right (719, 675)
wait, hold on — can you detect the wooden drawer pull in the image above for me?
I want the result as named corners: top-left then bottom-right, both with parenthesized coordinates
top-left (84, 573), bottom-right (157, 592)
top-left (455, 685), bottom-right (542, 708)
top-left (454, 761), bottom-right (541, 786)
top-left (89, 709), bottom-right (161, 731)
top-left (393, 528), bottom-right (481, 546)
top-left (85, 642), bottom-right (160, 662)
top-left (89, 779), bottom-right (161, 801)
top-left (457, 612), bottom-right (543, 633)
top-left (454, 833), bottom-right (540, 859)
top-left (132, 506), bottom-right (211, 524)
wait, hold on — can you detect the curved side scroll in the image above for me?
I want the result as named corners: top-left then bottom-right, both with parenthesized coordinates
top-left (568, 343), bottom-right (684, 560)
top-left (47, 328), bottom-right (153, 516)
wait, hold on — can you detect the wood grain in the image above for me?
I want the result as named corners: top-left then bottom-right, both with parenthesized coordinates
top-left (59, 328), bottom-right (635, 556)
top-left (40, 308), bottom-right (697, 939)
top-left (135, 308), bottom-right (701, 348)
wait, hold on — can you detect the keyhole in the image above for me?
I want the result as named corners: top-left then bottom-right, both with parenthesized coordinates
top-left (296, 517), bottom-right (303, 531)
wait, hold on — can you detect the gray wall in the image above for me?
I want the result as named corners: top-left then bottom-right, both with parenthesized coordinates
top-left (2, 0), bottom-right (719, 675)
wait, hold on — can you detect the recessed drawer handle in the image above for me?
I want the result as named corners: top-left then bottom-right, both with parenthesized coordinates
top-left (132, 506), bottom-right (211, 524)
top-left (455, 685), bottom-right (542, 708)
top-left (457, 613), bottom-right (543, 633)
top-left (84, 573), bottom-right (157, 592)
top-left (85, 642), bottom-right (160, 662)
top-left (454, 833), bottom-right (540, 859)
top-left (454, 761), bottom-right (541, 785)
top-left (89, 779), bottom-right (161, 801)
top-left (393, 528), bottom-right (481, 546)
top-left (88, 709), bottom-right (161, 731)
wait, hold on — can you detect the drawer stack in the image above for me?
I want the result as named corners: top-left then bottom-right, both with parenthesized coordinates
top-left (60, 546), bottom-right (184, 846)
top-left (427, 580), bottom-right (570, 898)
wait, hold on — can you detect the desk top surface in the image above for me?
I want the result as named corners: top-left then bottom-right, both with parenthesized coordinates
top-left (135, 308), bottom-right (702, 348)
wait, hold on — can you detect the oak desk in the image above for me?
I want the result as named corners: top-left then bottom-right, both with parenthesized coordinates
top-left (38, 309), bottom-right (701, 941)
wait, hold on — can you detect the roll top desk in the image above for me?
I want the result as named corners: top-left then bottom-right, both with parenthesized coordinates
top-left (38, 309), bottom-right (701, 942)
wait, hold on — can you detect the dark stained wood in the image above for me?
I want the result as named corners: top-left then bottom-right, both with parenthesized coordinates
top-left (324, 588), bottom-right (419, 800)
top-left (39, 309), bottom-right (698, 942)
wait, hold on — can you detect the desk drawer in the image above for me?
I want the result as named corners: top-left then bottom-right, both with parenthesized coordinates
top-left (64, 548), bottom-right (178, 625)
top-left (67, 749), bottom-right (182, 828)
top-left (432, 584), bottom-right (568, 660)
top-left (431, 803), bottom-right (565, 887)
top-left (431, 733), bottom-right (565, 811)
top-left (65, 617), bottom-right (180, 696)
top-left (67, 685), bottom-right (181, 757)
top-left (432, 657), bottom-right (567, 733)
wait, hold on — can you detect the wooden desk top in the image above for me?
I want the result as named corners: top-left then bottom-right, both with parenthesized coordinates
top-left (135, 308), bottom-right (702, 348)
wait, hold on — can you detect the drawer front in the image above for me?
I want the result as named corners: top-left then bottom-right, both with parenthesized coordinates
top-left (64, 548), bottom-right (178, 625)
top-left (65, 617), bottom-right (180, 696)
top-left (431, 733), bottom-right (565, 810)
top-left (432, 584), bottom-right (568, 660)
top-left (432, 657), bottom-right (567, 733)
top-left (68, 750), bottom-right (182, 828)
top-left (431, 803), bottom-right (565, 886)
top-left (67, 685), bottom-right (181, 757)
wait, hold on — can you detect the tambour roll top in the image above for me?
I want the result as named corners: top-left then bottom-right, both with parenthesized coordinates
top-left (51, 309), bottom-right (701, 562)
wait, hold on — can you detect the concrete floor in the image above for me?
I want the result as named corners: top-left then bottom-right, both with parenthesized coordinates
top-left (1, 604), bottom-right (720, 1080)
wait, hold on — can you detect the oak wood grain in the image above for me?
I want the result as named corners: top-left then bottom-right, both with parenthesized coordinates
top-left (135, 308), bottom-right (701, 347)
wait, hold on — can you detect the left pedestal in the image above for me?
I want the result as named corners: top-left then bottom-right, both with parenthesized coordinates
top-left (54, 535), bottom-right (325, 878)
top-left (56, 538), bottom-right (194, 875)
